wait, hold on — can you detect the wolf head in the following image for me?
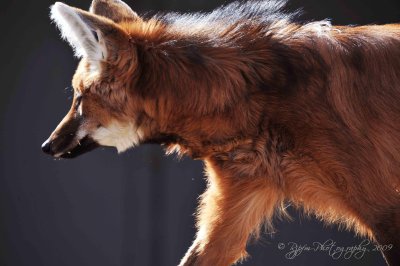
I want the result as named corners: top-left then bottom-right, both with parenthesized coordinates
top-left (42, 0), bottom-right (147, 158)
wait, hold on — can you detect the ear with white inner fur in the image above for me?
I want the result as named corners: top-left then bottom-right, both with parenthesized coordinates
top-left (90, 0), bottom-right (140, 23)
top-left (50, 2), bottom-right (128, 67)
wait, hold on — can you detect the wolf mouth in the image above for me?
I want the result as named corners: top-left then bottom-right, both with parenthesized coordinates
top-left (58, 136), bottom-right (100, 159)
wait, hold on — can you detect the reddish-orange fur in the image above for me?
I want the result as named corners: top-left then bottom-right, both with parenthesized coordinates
top-left (46, 1), bottom-right (400, 265)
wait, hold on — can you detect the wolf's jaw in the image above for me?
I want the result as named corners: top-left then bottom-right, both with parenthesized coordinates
top-left (54, 136), bottom-right (99, 159)
top-left (91, 121), bottom-right (143, 153)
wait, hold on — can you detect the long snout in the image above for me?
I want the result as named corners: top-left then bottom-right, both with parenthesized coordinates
top-left (41, 125), bottom-right (78, 157)
top-left (41, 114), bottom-right (99, 158)
top-left (41, 133), bottom-right (99, 159)
top-left (41, 132), bottom-right (76, 156)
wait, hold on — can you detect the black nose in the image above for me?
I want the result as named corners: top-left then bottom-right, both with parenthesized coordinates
top-left (41, 139), bottom-right (53, 155)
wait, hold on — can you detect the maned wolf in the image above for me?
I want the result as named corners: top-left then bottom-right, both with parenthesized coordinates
top-left (42, 0), bottom-right (400, 265)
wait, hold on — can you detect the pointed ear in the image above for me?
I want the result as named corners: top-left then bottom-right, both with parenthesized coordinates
top-left (50, 2), bottom-right (128, 66)
top-left (90, 0), bottom-right (139, 23)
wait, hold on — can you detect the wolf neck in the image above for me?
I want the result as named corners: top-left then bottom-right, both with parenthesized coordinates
top-left (130, 20), bottom-right (328, 158)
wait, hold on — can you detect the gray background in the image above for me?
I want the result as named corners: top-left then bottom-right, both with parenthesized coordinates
top-left (0, 0), bottom-right (399, 265)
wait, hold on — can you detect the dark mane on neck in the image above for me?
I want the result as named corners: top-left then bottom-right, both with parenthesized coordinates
top-left (122, 1), bottom-right (321, 118)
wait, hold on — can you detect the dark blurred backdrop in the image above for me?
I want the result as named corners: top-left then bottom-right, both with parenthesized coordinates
top-left (0, 1), bottom-right (399, 266)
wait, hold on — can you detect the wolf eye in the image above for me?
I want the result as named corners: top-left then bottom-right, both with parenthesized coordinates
top-left (75, 95), bottom-right (82, 109)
